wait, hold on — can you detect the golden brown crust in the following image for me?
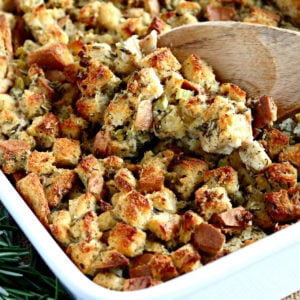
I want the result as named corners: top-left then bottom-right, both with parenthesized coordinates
top-left (16, 172), bottom-right (50, 227)
top-left (27, 42), bottom-right (73, 70)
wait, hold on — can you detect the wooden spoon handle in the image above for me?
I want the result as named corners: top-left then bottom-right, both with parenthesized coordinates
top-left (158, 21), bottom-right (300, 119)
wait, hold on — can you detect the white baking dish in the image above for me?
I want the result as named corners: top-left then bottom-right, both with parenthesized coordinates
top-left (0, 169), bottom-right (299, 300)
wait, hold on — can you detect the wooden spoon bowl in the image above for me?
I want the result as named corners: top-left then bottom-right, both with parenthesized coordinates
top-left (158, 21), bottom-right (300, 120)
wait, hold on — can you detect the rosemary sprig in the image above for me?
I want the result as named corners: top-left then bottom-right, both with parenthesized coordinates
top-left (0, 206), bottom-right (72, 300)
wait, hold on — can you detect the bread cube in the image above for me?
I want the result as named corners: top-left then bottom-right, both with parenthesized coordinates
top-left (204, 166), bottom-right (239, 194)
top-left (26, 150), bottom-right (55, 175)
top-left (112, 190), bottom-right (152, 229)
top-left (66, 239), bottom-right (105, 275)
top-left (179, 210), bottom-right (203, 244)
top-left (45, 169), bottom-right (77, 207)
top-left (52, 138), bottom-right (81, 167)
top-left (147, 212), bottom-right (180, 241)
top-left (27, 113), bottom-right (60, 149)
top-left (69, 193), bottom-right (97, 220)
top-left (0, 139), bottom-right (30, 174)
top-left (195, 185), bottom-right (232, 221)
top-left (171, 243), bottom-right (202, 274)
top-left (50, 209), bottom-right (72, 247)
top-left (16, 172), bottom-right (50, 227)
top-left (108, 222), bottom-right (146, 257)
top-left (140, 47), bottom-right (181, 79)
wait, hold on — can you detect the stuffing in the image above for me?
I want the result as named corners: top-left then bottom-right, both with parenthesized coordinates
top-left (2, 0), bottom-right (300, 292)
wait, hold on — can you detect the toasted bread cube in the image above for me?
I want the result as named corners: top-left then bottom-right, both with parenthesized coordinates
top-left (52, 138), bottom-right (81, 167)
top-left (45, 169), bottom-right (77, 207)
top-left (66, 239), bottom-right (105, 275)
top-left (76, 155), bottom-right (104, 186)
top-left (26, 150), bottom-right (55, 175)
top-left (261, 126), bottom-right (290, 159)
top-left (147, 187), bottom-right (177, 213)
top-left (0, 14), bottom-right (12, 91)
top-left (112, 190), bottom-right (153, 229)
top-left (127, 68), bottom-right (163, 101)
top-left (199, 96), bottom-right (253, 155)
top-left (147, 212), bottom-right (180, 241)
top-left (76, 94), bottom-right (108, 124)
top-left (104, 94), bottom-right (133, 127)
top-left (76, 155), bottom-right (105, 198)
top-left (108, 222), bottom-right (146, 257)
top-left (59, 114), bottom-right (88, 139)
top-left (77, 62), bottom-right (119, 97)
top-left (220, 83), bottom-right (246, 102)
top-left (171, 157), bottom-right (208, 200)
top-left (139, 165), bottom-right (164, 194)
top-left (279, 143), bottom-right (300, 168)
top-left (265, 189), bottom-right (298, 223)
top-left (50, 210), bottom-right (72, 247)
top-left (130, 253), bottom-right (178, 281)
top-left (97, 211), bottom-right (117, 232)
top-left (239, 140), bottom-right (272, 171)
top-left (264, 162), bottom-right (297, 190)
top-left (243, 6), bottom-right (280, 27)
top-left (149, 254), bottom-right (178, 281)
top-left (0, 139), bottom-right (30, 174)
top-left (24, 5), bottom-right (68, 44)
top-left (93, 271), bottom-right (124, 291)
top-left (97, 2), bottom-right (121, 31)
top-left (70, 211), bottom-right (102, 242)
top-left (171, 243), bottom-right (202, 274)
top-left (140, 47), bottom-right (181, 79)
top-left (134, 99), bottom-right (154, 131)
top-left (114, 36), bottom-right (143, 74)
top-left (114, 168), bottom-right (136, 193)
top-left (204, 166), bottom-right (239, 194)
top-left (92, 249), bottom-right (129, 270)
top-left (179, 210), bottom-right (203, 244)
top-left (181, 54), bottom-right (219, 93)
top-left (27, 113), bottom-right (60, 149)
top-left (0, 108), bottom-right (25, 137)
top-left (141, 150), bottom-right (174, 170)
top-left (77, 1), bottom-right (102, 27)
top-left (16, 172), bottom-right (50, 227)
top-left (69, 193), bottom-right (97, 220)
top-left (20, 89), bottom-right (50, 120)
top-left (195, 185), bottom-right (232, 221)
top-left (27, 42), bottom-right (73, 70)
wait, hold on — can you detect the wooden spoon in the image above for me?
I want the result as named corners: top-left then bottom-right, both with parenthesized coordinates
top-left (158, 21), bottom-right (300, 120)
